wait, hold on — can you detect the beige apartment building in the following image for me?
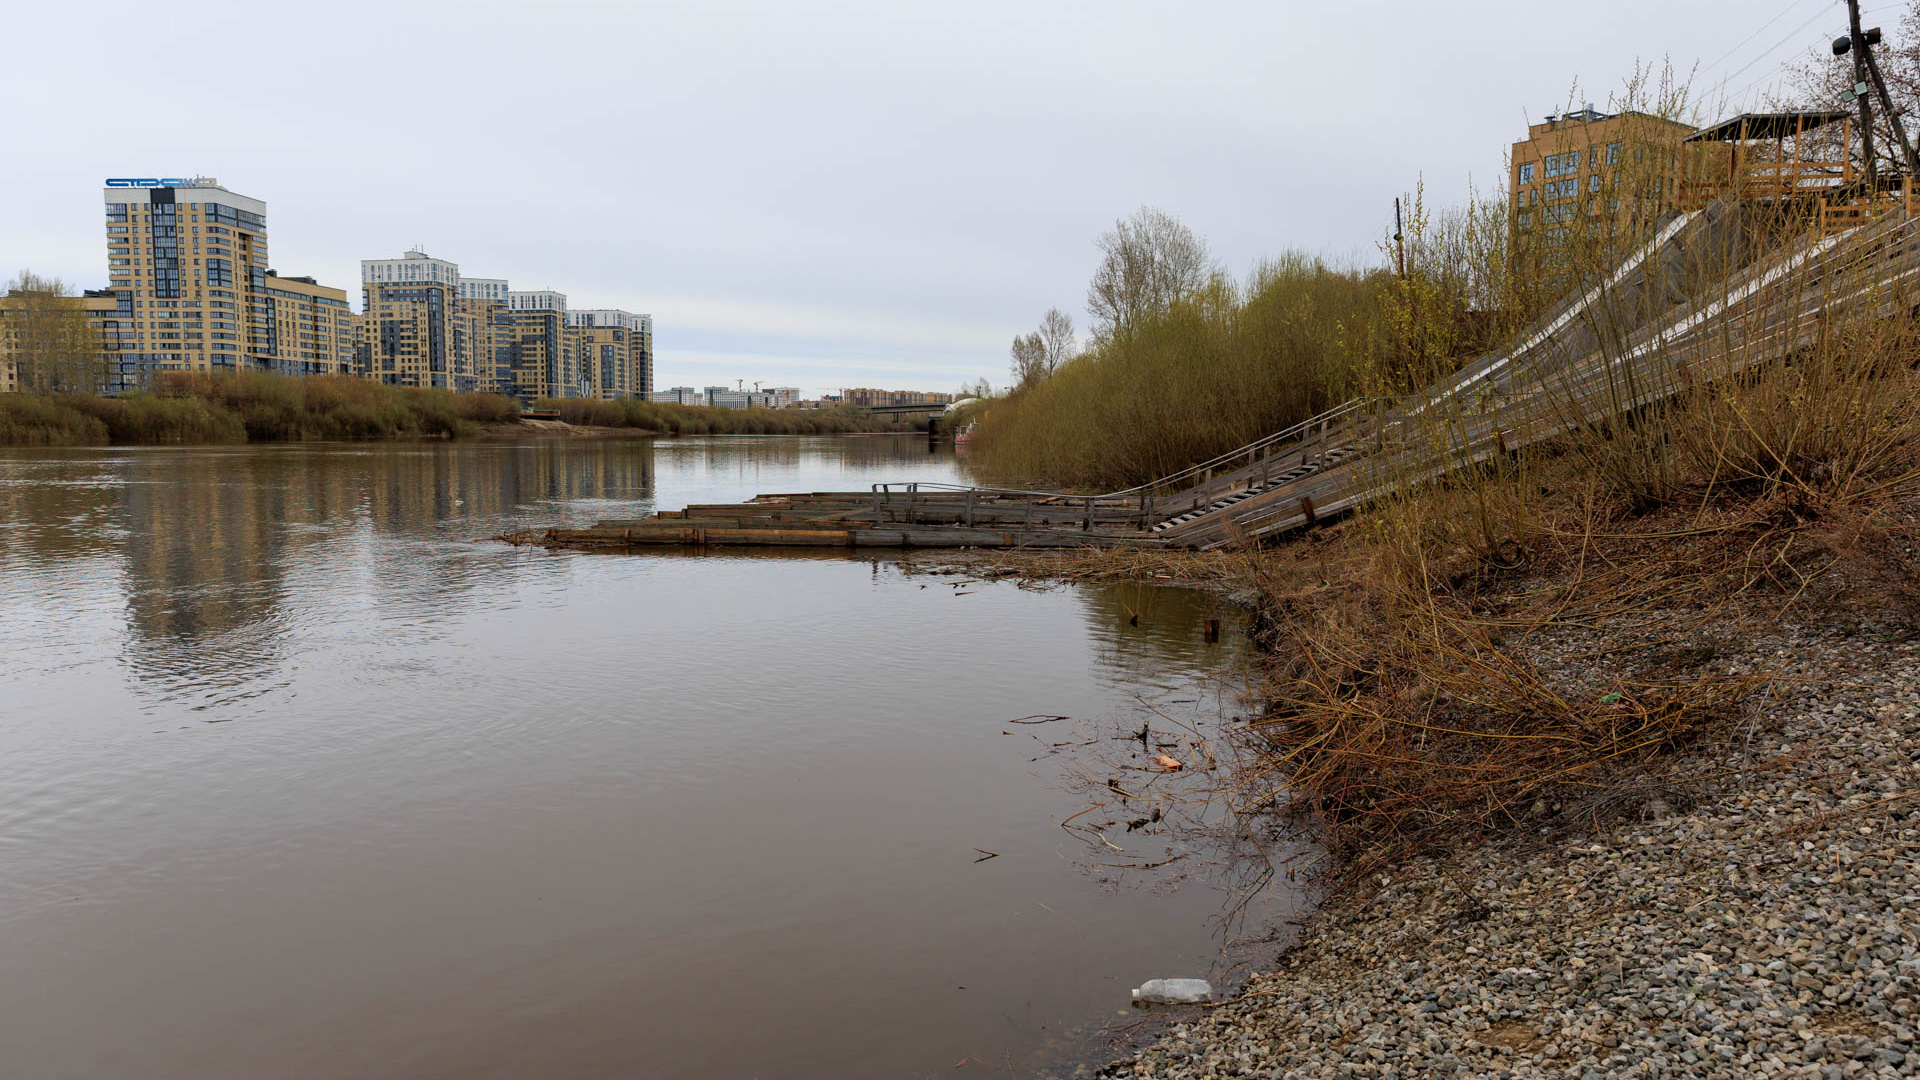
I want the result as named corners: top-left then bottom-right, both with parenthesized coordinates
top-left (506, 291), bottom-right (580, 402)
top-left (1508, 107), bottom-right (1693, 257)
top-left (259, 272), bottom-right (356, 376)
top-left (98, 178), bottom-right (355, 392)
top-left (0, 291), bottom-right (124, 394)
top-left (457, 278), bottom-right (514, 396)
top-left (13, 181), bottom-right (659, 401)
top-left (566, 309), bottom-right (654, 400)
top-left (360, 250), bottom-right (468, 391)
top-left (360, 257), bottom-right (650, 402)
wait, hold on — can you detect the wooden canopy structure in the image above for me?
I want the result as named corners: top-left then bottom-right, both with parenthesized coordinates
top-left (1680, 110), bottom-right (1855, 208)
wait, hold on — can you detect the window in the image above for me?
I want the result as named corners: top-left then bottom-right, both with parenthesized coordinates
top-left (1543, 151), bottom-right (1581, 178)
top-left (1590, 174), bottom-right (1602, 192)
top-left (1606, 141), bottom-right (1622, 164)
top-left (1518, 162), bottom-right (1535, 185)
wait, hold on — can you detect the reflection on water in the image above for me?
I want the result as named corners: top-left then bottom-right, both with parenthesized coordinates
top-left (0, 436), bottom-right (1301, 1080)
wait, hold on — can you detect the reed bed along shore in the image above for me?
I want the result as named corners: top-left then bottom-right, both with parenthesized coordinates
top-left (530, 396), bottom-right (906, 436)
top-left (0, 370), bottom-right (910, 446)
top-left (0, 371), bottom-right (520, 445)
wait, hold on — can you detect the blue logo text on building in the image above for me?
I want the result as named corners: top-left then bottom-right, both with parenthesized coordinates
top-left (105, 177), bottom-right (216, 188)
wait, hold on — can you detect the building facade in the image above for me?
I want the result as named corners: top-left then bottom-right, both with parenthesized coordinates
top-left (0, 291), bottom-right (124, 394)
top-left (840, 388), bottom-right (956, 408)
top-left (456, 278), bottom-right (513, 396)
top-left (652, 386), bottom-right (702, 406)
top-left (1508, 107), bottom-right (1693, 258)
top-left (259, 272), bottom-right (356, 377)
top-left (566, 309), bottom-right (654, 400)
top-left (703, 386), bottom-right (775, 409)
top-left (360, 251), bottom-right (466, 391)
top-left (505, 291), bottom-right (582, 401)
top-left (9, 179), bottom-right (658, 399)
top-left (99, 178), bottom-right (353, 393)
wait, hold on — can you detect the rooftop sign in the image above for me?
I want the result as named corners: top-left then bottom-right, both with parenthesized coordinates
top-left (104, 177), bottom-right (220, 188)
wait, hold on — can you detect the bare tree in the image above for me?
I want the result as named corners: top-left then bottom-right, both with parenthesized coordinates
top-left (1773, 6), bottom-right (1920, 179)
top-left (1008, 306), bottom-right (1079, 391)
top-left (1009, 329), bottom-right (1048, 390)
top-left (3, 271), bottom-right (104, 395)
top-left (1037, 306), bottom-right (1076, 376)
top-left (1085, 206), bottom-right (1214, 340)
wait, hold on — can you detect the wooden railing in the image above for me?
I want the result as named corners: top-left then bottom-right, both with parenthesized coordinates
top-left (869, 397), bottom-right (1381, 531)
top-left (1819, 186), bottom-right (1917, 235)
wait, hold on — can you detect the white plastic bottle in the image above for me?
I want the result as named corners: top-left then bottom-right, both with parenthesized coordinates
top-left (1131, 978), bottom-right (1212, 1004)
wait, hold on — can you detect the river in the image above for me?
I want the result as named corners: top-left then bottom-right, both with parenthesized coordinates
top-left (0, 434), bottom-right (1298, 1080)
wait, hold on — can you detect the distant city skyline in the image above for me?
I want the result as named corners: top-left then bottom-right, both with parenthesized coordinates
top-left (4, 0), bottom-right (1848, 396)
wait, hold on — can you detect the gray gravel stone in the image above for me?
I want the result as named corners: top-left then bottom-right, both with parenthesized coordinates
top-left (1088, 620), bottom-right (1920, 1079)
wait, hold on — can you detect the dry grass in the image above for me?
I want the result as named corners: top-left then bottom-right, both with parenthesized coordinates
top-left (1238, 301), bottom-right (1920, 873)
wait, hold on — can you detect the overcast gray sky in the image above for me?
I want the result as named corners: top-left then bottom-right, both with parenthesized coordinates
top-left (4, 0), bottom-right (1873, 395)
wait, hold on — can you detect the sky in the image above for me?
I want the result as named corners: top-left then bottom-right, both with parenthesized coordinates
top-left (1, 0), bottom-right (1887, 396)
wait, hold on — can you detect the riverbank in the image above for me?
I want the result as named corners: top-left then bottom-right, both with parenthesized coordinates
top-left (532, 396), bottom-right (912, 436)
top-left (0, 370), bottom-right (908, 445)
top-left (0, 371), bottom-right (519, 445)
top-left (918, 471), bottom-right (1920, 1077)
top-left (1099, 612), bottom-right (1919, 1079)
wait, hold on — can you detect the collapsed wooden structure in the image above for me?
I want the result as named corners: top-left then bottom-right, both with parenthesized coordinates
top-left (506, 164), bottom-right (1920, 555)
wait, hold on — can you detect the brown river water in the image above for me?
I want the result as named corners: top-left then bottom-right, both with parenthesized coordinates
top-left (0, 435), bottom-right (1302, 1080)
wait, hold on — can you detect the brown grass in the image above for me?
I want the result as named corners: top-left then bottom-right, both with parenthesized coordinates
top-left (1237, 311), bottom-right (1920, 873)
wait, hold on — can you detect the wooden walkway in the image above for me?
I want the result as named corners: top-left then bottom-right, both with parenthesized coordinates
top-left (505, 200), bottom-right (1920, 554)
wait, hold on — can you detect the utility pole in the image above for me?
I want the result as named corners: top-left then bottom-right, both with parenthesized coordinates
top-left (1393, 197), bottom-right (1406, 278)
top-left (1846, 0), bottom-right (1881, 191)
top-left (1849, 6), bottom-right (1920, 180)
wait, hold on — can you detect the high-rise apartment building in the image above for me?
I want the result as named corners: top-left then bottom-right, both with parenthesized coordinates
top-left (566, 309), bottom-right (654, 400)
top-left (101, 177), bottom-right (352, 392)
top-left (359, 250), bottom-right (471, 391)
top-left (456, 278), bottom-right (514, 397)
top-left (260, 272), bottom-right (356, 376)
top-left (5, 179), bottom-right (663, 401)
top-left (505, 290), bottom-right (582, 401)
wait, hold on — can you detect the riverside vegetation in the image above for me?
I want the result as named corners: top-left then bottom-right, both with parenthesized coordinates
top-left (530, 396), bottom-right (908, 436)
top-left (966, 82), bottom-right (1920, 1078)
top-left (0, 369), bottom-right (903, 446)
top-left (0, 371), bottom-right (521, 445)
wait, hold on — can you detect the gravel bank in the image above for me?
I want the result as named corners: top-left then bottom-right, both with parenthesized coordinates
top-left (1101, 620), bottom-right (1920, 1079)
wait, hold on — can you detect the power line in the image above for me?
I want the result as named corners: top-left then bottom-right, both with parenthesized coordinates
top-left (1723, 17), bottom-right (1863, 106)
top-left (1713, 4), bottom-right (1837, 93)
top-left (1698, 0), bottom-right (1826, 81)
